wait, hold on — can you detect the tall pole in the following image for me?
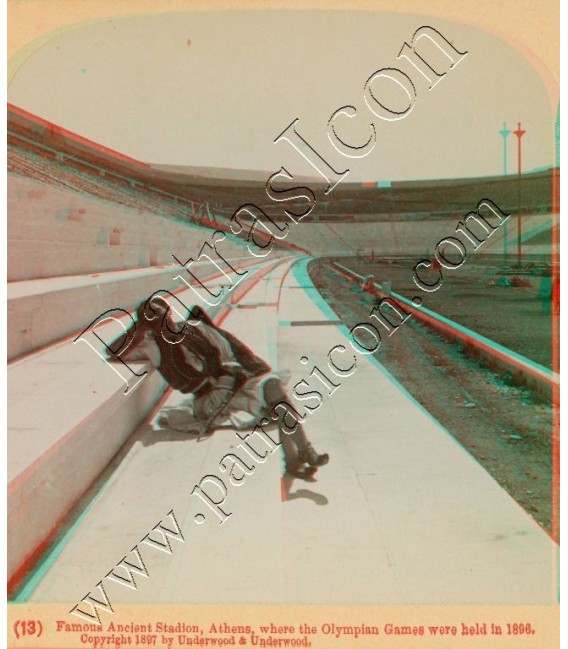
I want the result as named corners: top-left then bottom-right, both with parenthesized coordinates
top-left (499, 122), bottom-right (511, 175)
top-left (513, 122), bottom-right (526, 267)
top-left (498, 122), bottom-right (512, 263)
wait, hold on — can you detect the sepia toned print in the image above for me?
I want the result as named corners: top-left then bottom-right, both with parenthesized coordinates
top-left (7, 2), bottom-right (559, 647)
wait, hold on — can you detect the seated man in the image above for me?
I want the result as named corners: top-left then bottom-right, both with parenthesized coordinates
top-left (112, 297), bottom-right (329, 475)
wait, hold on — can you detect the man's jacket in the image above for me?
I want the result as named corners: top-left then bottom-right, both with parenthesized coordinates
top-left (154, 306), bottom-right (271, 396)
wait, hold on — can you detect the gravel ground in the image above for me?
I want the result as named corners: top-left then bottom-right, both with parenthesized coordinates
top-left (308, 258), bottom-right (556, 538)
top-left (339, 256), bottom-right (555, 368)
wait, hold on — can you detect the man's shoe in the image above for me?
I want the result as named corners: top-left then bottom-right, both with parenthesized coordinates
top-left (298, 448), bottom-right (329, 467)
top-left (285, 462), bottom-right (318, 478)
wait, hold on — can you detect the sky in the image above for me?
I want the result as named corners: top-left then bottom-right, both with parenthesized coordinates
top-left (7, 10), bottom-right (556, 182)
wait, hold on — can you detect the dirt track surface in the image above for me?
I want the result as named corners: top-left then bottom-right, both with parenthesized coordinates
top-left (308, 259), bottom-right (555, 538)
top-left (341, 256), bottom-right (554, 369)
